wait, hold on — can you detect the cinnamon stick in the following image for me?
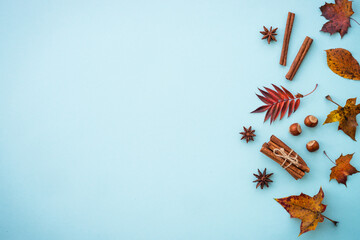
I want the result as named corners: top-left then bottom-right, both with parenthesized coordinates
top-left (280, 12), bottom-right (295, 66)
top-left (270, 135), bottom-right (309, 172)
top-left (267, 141), bottom-right (309, 174)
top-left (285, 36), bottom-right (313, 80)
top-left (261, 143), bottom-right (304, 179)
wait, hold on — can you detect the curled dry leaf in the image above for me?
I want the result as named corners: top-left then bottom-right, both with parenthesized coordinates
top-left (324, 95), bottom-right (360, 141)
top-left (275, 188), bottom-right (338, 236)
top-left (251, 84), bottom-right (318, 124)
top-left (326, 48), bottom-right (360, 80)
top-left (324, 151), bottom-right (359, 186)
top-left (320, 0), bottom-right (354, 38)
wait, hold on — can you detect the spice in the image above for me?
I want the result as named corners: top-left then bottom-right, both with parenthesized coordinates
top-left (260, 135), bottom-right (309, 180)
top-left (286, 36), bottom-right (313, 80)
top-left (280, 12), bottom-right (295, 66)
top-left (253, 168), bottom-right (273, 189)
top-left (260, 26), bottom-right (278, 44)
top-left (239, 126), bottom-right (256, 143)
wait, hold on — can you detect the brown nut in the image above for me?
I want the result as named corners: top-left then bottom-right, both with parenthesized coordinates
top-left (289, 123), bottom-right (302, 136)
top-left (304, 115), bottom-right (318, 127)
top-left (306, 140), bottom-right (319, 152)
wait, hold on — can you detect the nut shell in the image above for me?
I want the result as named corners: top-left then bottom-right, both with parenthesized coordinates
top-left (289, 123), bottom-right (302, 136)
top-left (306, 140), bottom-right (319, 152)
top-left (304, 115), bottom-right (318, 127)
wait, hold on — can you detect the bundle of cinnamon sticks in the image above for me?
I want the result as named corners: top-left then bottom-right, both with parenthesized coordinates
top-left (260, 135), bottom-right (310, 180)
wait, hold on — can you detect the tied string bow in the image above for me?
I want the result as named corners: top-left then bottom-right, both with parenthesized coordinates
top-left (273, 148), bottom-right (299, 169)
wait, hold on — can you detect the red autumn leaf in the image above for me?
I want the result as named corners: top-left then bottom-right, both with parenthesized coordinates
top-left (320, 0), bottom-right (355, 38)
top-left (251, 84), bottom-right (318, 124)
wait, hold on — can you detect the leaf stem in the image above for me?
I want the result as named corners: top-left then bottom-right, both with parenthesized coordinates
top-left (325, 95), bottom-right (341, 107)
top-left (323, 215), bottom-right (339, 226)
top-left (303, 84), bottom-right (318, 97)
top-left (350, 18), bottom-right (360, 26)
top-left (323, 151), bottom-right (336, 165)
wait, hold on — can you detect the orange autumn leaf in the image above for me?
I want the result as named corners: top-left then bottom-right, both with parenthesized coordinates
top-left (275, 188), bottom-right (338, 236)
top-left (320, 0), bottom-right (354, 38)
top-left (324, 96), bottom-right (360, 141)
top-left (328, 153), bottom-right (359, 186)
top-left (326, 48), bottom-right (360, 80)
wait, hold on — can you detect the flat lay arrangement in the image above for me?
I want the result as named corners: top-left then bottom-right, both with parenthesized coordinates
top-left (242, 0), bottom-right (360, 236)
top-left (1, 1), bottom-right (359, 239)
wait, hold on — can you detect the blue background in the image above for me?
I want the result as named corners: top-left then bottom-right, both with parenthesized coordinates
top-left (0, 0), bottom-right (359, 239)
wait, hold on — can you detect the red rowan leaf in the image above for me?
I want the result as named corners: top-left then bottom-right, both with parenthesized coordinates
top-left (251, 84), bottom-right (318, 124)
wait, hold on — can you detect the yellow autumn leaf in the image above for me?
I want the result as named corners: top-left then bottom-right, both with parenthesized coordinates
top-left (275, 188), bottom-right (338, 236)
top-left (324, 96), bottom-right (360, 141)
top-left (326, 48), bottom-right (360, 80)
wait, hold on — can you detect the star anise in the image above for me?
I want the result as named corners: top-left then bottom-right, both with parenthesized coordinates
top-left (239, 126), bottom-right (256, 143)
top-left (260, 26), bottom-right (278, 44)
top-left (253, 168), bottom-right (273, 189)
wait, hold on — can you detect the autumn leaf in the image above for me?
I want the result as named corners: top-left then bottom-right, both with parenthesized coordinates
top-left (320, 0), bottom-right (354, 38)
top-left (324, 151), bottom-right (359, 186)
top-left (275, 188), bottom-right (338, 236)
top-left (324, 95), bottom-right (360, 141)
top-left (251, 84), bottom-right (318, 124)
top-left (326, 48), bottom-right (360, 80)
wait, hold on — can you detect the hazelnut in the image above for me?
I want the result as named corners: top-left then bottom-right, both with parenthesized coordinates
top-left (306, 140), bottom-right (319, 152)
top-left (289, 123), bottom-right (302, 136)
top-left (304, 115), bottom-right (318, 127)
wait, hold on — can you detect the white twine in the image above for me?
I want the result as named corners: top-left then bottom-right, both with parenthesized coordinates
top-left (273, 148), bottom-right (299, 169)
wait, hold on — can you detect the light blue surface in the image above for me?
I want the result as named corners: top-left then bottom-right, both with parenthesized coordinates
top-left (0, 0), bottom-right (360, 239)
